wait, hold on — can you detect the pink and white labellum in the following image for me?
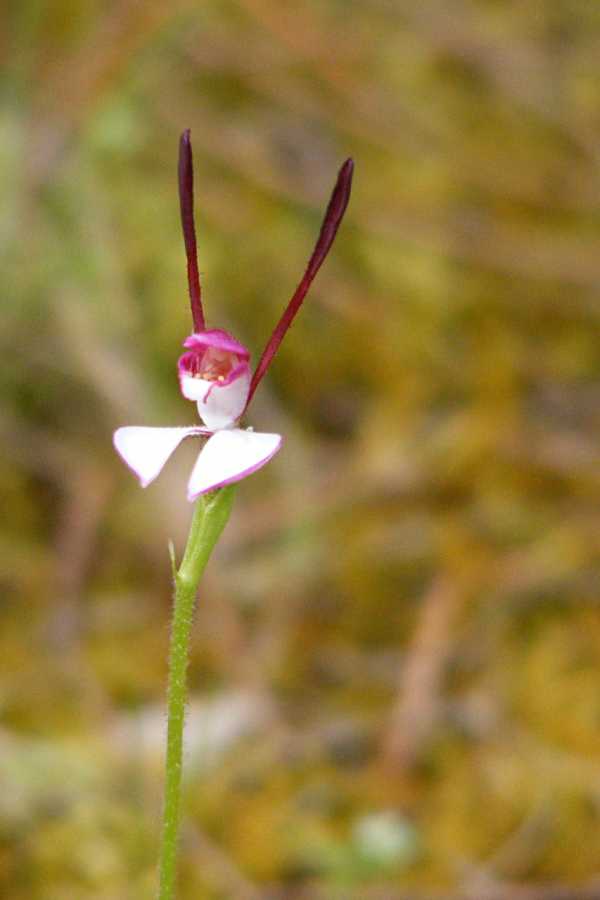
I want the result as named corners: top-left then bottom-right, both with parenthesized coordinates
top-left (114, 130), bottom-right (353, 499)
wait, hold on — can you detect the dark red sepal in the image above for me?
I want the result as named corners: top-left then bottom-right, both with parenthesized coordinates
top-left (178, 130), bottom-right (205, 332)
top-left (247, 157), bottom-right (354, 406)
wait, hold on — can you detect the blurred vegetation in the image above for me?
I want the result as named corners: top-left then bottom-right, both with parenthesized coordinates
top-left (3, 1), bottom-right (600, 898)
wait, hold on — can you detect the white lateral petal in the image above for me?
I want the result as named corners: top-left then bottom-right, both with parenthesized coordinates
top-left (187, 428), bottom-right (282, 499)
top-left (114, 426), bottom-right (206, 487)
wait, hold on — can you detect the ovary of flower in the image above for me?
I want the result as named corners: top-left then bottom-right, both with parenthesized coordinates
top-left (113, 130), bottom-right (353, 500)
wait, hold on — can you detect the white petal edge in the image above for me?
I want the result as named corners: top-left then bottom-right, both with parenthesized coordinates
top-left (113, 426), bottom-right (207, 488)
top-left (187, 428), bottom-right (282, 499)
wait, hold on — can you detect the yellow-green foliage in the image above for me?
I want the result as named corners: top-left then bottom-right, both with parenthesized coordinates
top-left (3, 1), bottom-right (600, 897)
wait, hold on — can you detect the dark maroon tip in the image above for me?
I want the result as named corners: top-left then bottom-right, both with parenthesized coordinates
top-left (178, 129), bottom-right (205, 332)
top-left (246, 156), bottom-right (354, 406)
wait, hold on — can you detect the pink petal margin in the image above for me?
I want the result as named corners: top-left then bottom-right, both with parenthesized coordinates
top-left (187, 429), bottom-right (283, 499)
top-left (113, 425), bottom-right (209, 488)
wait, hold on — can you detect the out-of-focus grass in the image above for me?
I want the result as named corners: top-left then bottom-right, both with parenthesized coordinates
top-left (3, 1), bottom-right (600, 897)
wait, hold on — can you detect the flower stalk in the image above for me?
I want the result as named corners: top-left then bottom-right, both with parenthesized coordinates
top-left (158, 485), bottom-right (236, 900)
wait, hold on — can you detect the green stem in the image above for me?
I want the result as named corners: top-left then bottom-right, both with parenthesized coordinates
top-left (158, 485), bottom-right (236, 900)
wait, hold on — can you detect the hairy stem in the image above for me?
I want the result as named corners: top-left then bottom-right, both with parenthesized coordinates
top-left (158, 485), bottom-right (236, 900)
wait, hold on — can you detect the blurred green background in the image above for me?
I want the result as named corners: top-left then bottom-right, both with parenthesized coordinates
top-left (4, 2), bottom-right (600, 898)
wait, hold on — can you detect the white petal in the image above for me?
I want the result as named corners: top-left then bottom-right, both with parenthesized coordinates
top-left (181, 370), bottom-right (251, 430)
top-left (113, 426), bottom-right (206, 488)
top-left (187, 428), bottom-right (282, 499)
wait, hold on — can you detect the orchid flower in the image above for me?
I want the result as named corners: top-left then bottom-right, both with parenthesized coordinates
top-left (116, 133), bottom-right (354, 900)
top-left (114, 131), bottom-right (353, 499)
